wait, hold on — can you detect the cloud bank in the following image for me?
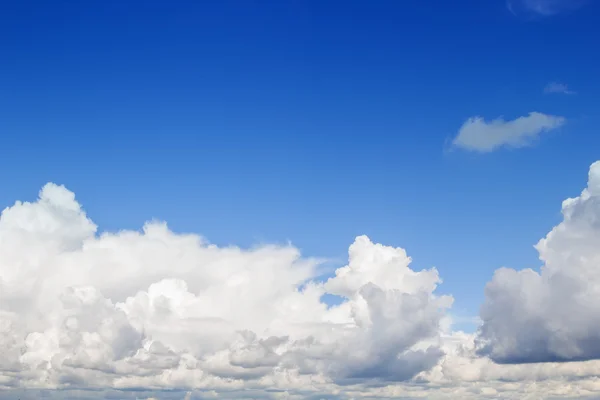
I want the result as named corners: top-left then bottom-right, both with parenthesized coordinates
top-left (0, 185), bottom-right (451, 394)
top-left (451, 112), bottom-right (565, 153)
top-left (4, 162), bottom-right (600, 398)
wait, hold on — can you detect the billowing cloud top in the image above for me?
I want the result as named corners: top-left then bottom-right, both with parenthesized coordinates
top-left (478, 161), bottom-right (600, 363)
top-left (0, 185), bottom-right (451, 392)
top-left (452, 112), bottom-right (565, 153)
top-left (5, 162), bottom-right (600, 399)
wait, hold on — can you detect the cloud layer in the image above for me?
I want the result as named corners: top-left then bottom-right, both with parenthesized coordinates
top-left (452, 112), bottom-right (565, 153)
top-left (3, 162), bottom-right (600, 398)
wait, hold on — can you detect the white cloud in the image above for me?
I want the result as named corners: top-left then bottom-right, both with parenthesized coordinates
top-left (451, 112), bottom-right (565, 153)
top-left (507, 0), bottom-right (589, 16)
top-left (544, 82), bottom-right (576, 95)
top-left (5, 175), bottom-right (600, 399)
top-left (0, 184), bottom-right (451, 392)
top-left (478, 161), bottom-right (600, 364)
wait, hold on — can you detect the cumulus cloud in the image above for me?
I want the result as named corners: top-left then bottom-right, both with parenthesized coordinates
top-left (0, 184), bottom-right (451, 393)
top-left (5, 178), bottom-right (600, 399)
top-left (544, 82), bottom-right (576, 95)
top-left (507, 0), bottom-right (590, 16)
top-left (451, 112), bottom-right (565, 153)
top-left (478, 161), bottom-right (600, 364)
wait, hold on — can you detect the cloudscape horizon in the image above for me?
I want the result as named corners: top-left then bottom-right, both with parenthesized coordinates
top-left (2, 0), bottom-right (600, 398)
top-left (1, 161), bottom-right (600, 399)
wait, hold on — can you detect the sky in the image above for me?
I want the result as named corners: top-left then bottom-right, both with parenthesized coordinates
top-left (1, 0), bottom-right (600, 399)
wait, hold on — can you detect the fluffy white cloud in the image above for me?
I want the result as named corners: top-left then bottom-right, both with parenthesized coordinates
top-left (507, 0), bottom-right (589, 16)
top-left (478, 161), bottom-right (600, 364)
top-left (5, 174), bottom-right (600, 399)
top-left (0, 184), bottom-right (451, 394)
top-left (545, 82), bottom-right (576, 95)
top-left (452, 112), bottom-right (565, 153)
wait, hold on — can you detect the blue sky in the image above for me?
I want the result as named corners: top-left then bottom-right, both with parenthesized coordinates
top-left (2, 0), bottom-right (600, 333)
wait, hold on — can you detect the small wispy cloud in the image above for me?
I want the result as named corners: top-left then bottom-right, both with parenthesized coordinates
top-left (451, 112), bottom-right (565, 153)
top-left (544, 82), bottom-right (576, 95)
top-left (507, 0), bottom-right (589, 17)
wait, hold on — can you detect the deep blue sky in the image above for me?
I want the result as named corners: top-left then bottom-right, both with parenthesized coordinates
top-left (1, 0), bottom-right (599, 326)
